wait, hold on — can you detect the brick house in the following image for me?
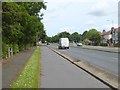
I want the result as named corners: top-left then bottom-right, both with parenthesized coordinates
top-left (100, 27), bottom-right (120, 46)
top-left (100, 30), bottom-right (112, 44)
top-left (111, 27), bottom-right (120, 45)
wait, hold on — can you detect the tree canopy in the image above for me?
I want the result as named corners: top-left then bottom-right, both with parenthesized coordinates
top-left (85, 29), bottom-right (101, 45)
top-left (47, 29), bottom-right (101, 45)
top-left (2, 2), bottom-right (47, 50)
top-left (70, 32), bottom-right (82, 42)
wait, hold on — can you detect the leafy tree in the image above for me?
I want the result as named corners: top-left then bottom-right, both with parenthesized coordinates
top-left (2, 2), bottom-right (47, 54)
top-left (86, 29), bottom-right (101, 45)
top-left (57, 31), bottom-right (70, 38)
top-left (82, 31), bottom-right (88, 41)
top-left (70, 32), bottom-right (82, 42)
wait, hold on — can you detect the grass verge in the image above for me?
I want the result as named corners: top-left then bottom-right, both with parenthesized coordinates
top-left (10, 46), bottom-right (40, 88)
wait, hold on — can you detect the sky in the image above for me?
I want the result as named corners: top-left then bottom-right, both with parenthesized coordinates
top-left (41, 0), bottom-right (119, 37)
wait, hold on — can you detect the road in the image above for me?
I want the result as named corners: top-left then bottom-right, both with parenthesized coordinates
top-left (48, 44), bottom-right (118, 76)
top-left (40, 46), bottom-right (109, 88)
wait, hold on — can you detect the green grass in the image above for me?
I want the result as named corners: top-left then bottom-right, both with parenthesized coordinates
top-left (10, 46), bottom-right (40, 88)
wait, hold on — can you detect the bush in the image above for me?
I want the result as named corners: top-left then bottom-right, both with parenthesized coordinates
top-left (2, 43), bottom-right (9, 58)
top-left (13, 44), bottom-right (19, 54)
top-left (19, 45), bottom-right (25, 51)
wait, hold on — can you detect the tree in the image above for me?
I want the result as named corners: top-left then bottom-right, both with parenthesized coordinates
top-left (2, 2), bottom-right (47, 52)
top-left (86, 29), bottom-right (101, 45)
top-left (70, 32), bottom-right (82, 42)
top-left (57, 31), bottom-right (70, 38)
top-left (82, 31), bottom-right (88, 41)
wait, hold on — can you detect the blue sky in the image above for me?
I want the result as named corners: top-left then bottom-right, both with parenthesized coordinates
top-left (41, 0), bottom-right (119, 37)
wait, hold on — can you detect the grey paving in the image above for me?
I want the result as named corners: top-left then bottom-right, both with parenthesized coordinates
top-left (2, 47), bottom-right (36, 88)
top-left (40, 46), bottom-right (109, 88)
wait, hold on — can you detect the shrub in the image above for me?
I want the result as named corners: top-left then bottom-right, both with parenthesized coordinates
top-left (2, 43), bottom-right (9, 58)
top-left (13, 44), bottom-right (19, 54)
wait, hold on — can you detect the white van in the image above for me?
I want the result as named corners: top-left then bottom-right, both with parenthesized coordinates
top-left (58, 38), bottom-right (69, 49)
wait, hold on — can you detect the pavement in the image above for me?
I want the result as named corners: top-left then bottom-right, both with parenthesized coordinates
top-left (2, 47), bottom-right (36, 88)
top-left (40, 46), bottom-right (109, 88)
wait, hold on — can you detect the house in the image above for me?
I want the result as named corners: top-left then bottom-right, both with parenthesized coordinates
top-left (111, 27), bottom-right (120, 44)
top-left (100, 30), bottom-right (112, 44)
top-left (100, 27), bottom-right (120, 46)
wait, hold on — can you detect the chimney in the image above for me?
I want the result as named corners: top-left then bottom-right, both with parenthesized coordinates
top-left (111, 27), bottom-right (114, 31)
top-left (103, 30), bottom-right (106, 32)
top-left (111, 27), bottom-right (114, 34)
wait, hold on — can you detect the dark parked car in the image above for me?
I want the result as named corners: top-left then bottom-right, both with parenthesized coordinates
top-left (47, 42), bottom-right (50, 45)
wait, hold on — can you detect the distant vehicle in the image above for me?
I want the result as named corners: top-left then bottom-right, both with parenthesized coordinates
top-left (58, 38), bottom-right (69, 49)
top-left (47, 42), bottom-right (50, 45)
top-left (77, 43), bottom-right (82, 46)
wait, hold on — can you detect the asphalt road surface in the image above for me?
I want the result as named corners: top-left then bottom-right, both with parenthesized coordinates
top-left (49, 44), bottom-right (118, 76)
top-left (40, 46), bottom-right (109, 88)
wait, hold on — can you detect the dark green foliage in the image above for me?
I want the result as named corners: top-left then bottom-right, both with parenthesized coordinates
top-left (2, 2), bottom-right (47, 58)
top-left (47, 31), bottom-right (82, 43)
top-left (2, 43), bottom-right (9, 58)
top-left (81, 29), bottom-right (101, 45)
top-left (86, 29), bottom-right (101, 45)
top-left (82, 31), bottom-right (88, 41)
top-left (47, 29), bottom-right (101, 45)
top-left (70, 32), bottom-right (82, 42)
top-left (12, 44), bottom-right (19, 54)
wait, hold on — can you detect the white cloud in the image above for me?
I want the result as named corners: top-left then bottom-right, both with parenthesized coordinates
top-left (88, 2), bottom-right (109, 16)
top-left (84, 26), bottom-right (99, 31)
top-left (43, 0), bottom-right (119, 36)
top-left (102, 23), bottom-right (118, 31)
top-left (87, 20), bottom-right (96, 25)
top-left (59, 26), bottom-right (82, 34)
top-left (59, 27), bottom-right (73, 34)
top-left (44, 0), bottom-right (95, 3)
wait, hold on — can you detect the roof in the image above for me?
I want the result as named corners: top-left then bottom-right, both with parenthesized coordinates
top-left (100, 27), bottom-right (120, 36)
top-left (100, 31), bottom-right (111, 36)
top-left (113, 27), bottom-right (120, 32)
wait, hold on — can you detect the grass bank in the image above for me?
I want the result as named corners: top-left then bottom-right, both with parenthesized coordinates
top-left (10, 46), bottom-right (40, 88)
